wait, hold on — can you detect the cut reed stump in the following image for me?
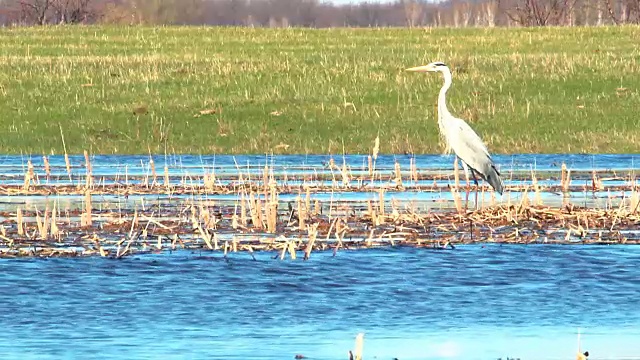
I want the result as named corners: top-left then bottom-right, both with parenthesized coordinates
top-left (81, 189), bottom-right (93, 227)
top-left (348, 333), bottom-right (364, 360)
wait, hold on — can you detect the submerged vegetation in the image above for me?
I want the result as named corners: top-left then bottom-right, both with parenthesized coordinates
top-left (2, 154), bottom-right (640, 258)
top-left (0, 25), bottom-right (640, 155)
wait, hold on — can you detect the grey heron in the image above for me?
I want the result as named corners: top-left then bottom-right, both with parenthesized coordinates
top-left (406, 61), bottom-right (504, 206)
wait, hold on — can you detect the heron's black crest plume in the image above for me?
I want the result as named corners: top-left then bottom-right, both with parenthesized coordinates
top-left (433, 62), bottom-right (447, 67)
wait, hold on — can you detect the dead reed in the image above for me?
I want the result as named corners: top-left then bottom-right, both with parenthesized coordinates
top-left (1, 158), bottom-right (640, 258)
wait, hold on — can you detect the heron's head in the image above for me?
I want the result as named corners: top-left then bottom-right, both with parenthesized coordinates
top-left (405, 62), bottom-right (448, 73)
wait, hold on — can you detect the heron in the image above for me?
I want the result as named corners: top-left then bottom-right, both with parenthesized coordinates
top-left (406, 61), bottom-right (504, 208)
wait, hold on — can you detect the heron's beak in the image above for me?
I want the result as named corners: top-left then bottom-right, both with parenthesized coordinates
top-left (405, 64), bottom-right (434, 72)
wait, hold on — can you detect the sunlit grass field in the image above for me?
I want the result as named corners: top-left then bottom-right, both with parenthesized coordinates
top-left (0, 25), bottom-right (639, 155)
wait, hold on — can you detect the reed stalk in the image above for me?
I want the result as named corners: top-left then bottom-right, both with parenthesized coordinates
top-left (266, 182), bottom-right (278, 233)
top-left (531, 168), bottom-right (541, 206)
top-left (394, 161), bottom-right (403, 188)
top-left (164, 165), bottom-right (170, 194)
top-left (35, 206), bottom-right (44, 239)
top-left (43, 204), bottom-right (50, 239)
top-left (297, 194), bottom-right (307, 231)
top-left (204, 172), bottom-right (215, 191)
top-left (27, 160), bottom-right (36, 187)
top-left (197, 222), bottom-right (214, 250)
top-left (351, 333), bottom-right (364, 360)
top-left (43, 155), bottom-right (51, 182)
top-left (341, 159), bottom-right (350, 187)
top-left (240, 190), bottom-right (247, 226)
top-left (279, 238), bottom-right (288, 260)
top-left (249, 191), bottom-right (262, 229)
top-left (367, 200), bottom-right (374, 221)
top-left (561, 162), bottom-right (570, 192)
top-left (263, 163), bottom-right (269, 195)
top-left (287, 240), bottom-right (297, 260)
top-left (232, 204), bottom-right (239, 229)
top-left (630, 188), bottom-right (639, 214)
top-left (303, 223), bottom-right (319, 260)
top-left (84, 150), bottom-right (93, 189)
top-left (378, 188), bottom-right (385, 216)
top-left (50, 202), bottom-right (59, 238)
top-left (81, 189), bottom-right (92, 227)
top-left (410, 157), bottom-right (418, 183)
top-left (16, 207), bottom-right (24, 236)
top-left (256, 192), bottom-right (264, 229)
top-left (94, 235), bottom-right (107, 257)
top-left (369, 136), bottom-right (380, 185)
top-left (129, 207), bottom-right (138, 239)
top-left (59, 124), bottom-right (72, 181)
top-left (452, 188), bottom-right (463, 214)
top-left (150, 158), bottom-right (157, 187)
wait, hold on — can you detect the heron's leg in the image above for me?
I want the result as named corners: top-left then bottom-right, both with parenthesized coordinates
top-left (461, 161), bottom-right (472, 211)
top-left (470, 169), bottom-right (480, 211)
top-left (452, 157), bottom-right (459, 190)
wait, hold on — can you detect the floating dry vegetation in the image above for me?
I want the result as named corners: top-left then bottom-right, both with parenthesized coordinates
top-left (1, 151), bottom-right (640, 259)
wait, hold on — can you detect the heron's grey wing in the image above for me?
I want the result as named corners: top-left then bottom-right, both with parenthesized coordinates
top-left (447, 118), bottom-right (504, 194)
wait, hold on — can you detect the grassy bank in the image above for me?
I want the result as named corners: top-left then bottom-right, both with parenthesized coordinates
top-left (0, 26), bottom-right (639, 155)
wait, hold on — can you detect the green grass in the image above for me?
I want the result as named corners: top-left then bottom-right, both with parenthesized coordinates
top-left (1, 25), bottom-right (640, 155)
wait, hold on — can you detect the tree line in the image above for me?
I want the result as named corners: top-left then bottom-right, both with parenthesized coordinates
top-left (0, 0), bottom-right (638, 27)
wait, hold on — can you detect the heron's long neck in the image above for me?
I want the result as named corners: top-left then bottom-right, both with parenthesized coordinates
top-left (438, 69), bottom-right (453, 120)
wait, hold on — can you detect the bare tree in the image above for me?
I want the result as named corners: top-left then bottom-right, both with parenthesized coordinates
top-left (433, 7), bottom-right (442, 26)
top-left (627, 0), bottom-right (640, 22)
top-left (0, 0), bottom-right (19, 24)
top-left (18, 0), bottom-right (51, 24)
top-left (402, 0), bottom-right (423, 27)
top-left (481, 0), bottom-right (498, 25)
top-left (451, 0), bottom-right (473, 27)
top-left (349, 2), bottom-right (382, 27)
top-left (606, 0), bottom-right (640, 23)
top-left (6, 0), bottom-right (640, 28)
top-left (51, 0), bottom-right (94, 23)
top-left (596, 0), bottom-right (604, 24)
top-left (499, 0), bottom-right (578, 25)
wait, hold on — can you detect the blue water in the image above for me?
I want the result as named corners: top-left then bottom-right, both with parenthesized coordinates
top-left (2, 245), bottom-right (640, 360)
top-left (1, 153), bottom-right (639, 179)
top-left (3, 153), bottom-right (639, 210)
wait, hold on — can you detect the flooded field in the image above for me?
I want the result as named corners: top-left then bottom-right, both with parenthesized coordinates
top-left (2, 154), bottom-right (640, 359)
top-left (1, 153), bottom-right (640, 258)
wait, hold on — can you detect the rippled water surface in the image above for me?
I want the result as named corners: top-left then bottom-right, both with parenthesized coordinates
top-left (2, 153), bottom-right (639, 179)
top-left (2, 245), bottom-right (640, 360)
